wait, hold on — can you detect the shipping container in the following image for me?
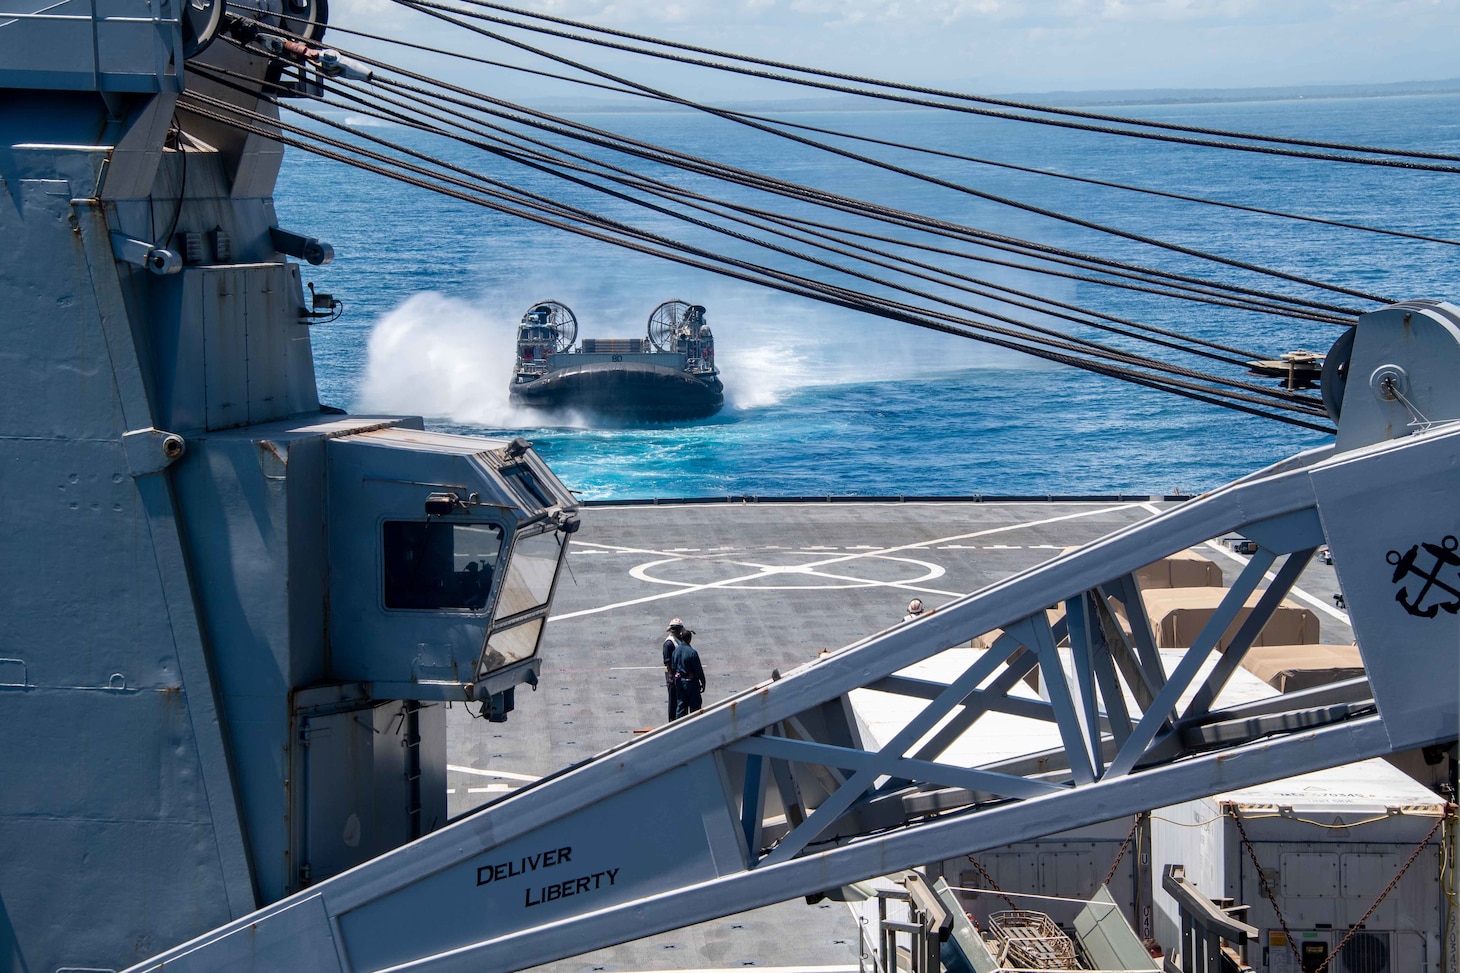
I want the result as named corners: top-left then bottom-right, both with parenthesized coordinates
top-left (1151, 759), bottom-right (1453, 973)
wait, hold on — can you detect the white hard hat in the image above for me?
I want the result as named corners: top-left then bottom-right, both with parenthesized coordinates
top-left (907, 599), bottom-right (923, 614)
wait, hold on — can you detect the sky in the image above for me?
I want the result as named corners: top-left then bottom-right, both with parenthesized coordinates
top-left (323, 0), bottom-right (1460, 104)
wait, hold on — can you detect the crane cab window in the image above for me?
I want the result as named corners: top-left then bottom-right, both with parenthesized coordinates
top-left (383, 521), bottom-right (504, 611)
top-left (491, 529), bottom-right (563, 621)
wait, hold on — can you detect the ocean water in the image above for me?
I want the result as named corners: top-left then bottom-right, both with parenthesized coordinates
top-left (277, 92), bottom-right (1460, 499)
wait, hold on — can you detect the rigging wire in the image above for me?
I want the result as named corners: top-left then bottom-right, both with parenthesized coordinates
top-left (302, 69), bottom-right (1329, 366)
top-left (188, 16), bottom-right (1400, 434)
top-left (220, 11), bottom-right (1368, 321)
top-left (715, 207), bottom-right (1352, 327)
top-left (185, 81), bottom-right (1252, 393)
top-left (728, 112), bottom-right (1460, 250)
top-left (385, 0), bottom-right (1460, 176)
top-left (153, 122), bottom-right (189, 247)
top-left (365, 67), bottom-right (1365, 319)
top-left (388, 0), bottom-right (1396, 306)
top-left (179, 101), bottom-right (1337, 429)
top-left (422, 0), bottom-right (1460, 167)
top-left (175, 90), bottom-right (1336, 431)
top-left (188, 55), bottom-right (1331, 394)
top-left (296, 78), bottom-right (1307, 390)
top-left (198, 30), bottom-right (1363, 330)
top-left (308, 16), bottom-right (1460, 249)
top-left (301, 31), bottom-right (1367, 319)
top-left (350, 69), bottom-right (1354, 325)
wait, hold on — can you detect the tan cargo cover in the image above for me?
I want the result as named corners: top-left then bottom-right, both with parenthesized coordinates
top-left (1135, 548), bottom-right (1224, 590)
top-left (1141, 586), bottom-right (1319, 649)
top-left (1240, 644), bottom-right (1365, 693)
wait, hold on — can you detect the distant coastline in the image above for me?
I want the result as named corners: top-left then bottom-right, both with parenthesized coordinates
top-left (534, 77), bottom-right (1460, 115)
top-left (1013, 77), bottom-right (1460, 108)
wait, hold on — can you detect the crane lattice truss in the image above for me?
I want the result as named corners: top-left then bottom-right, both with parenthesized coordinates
top-left (137, 304), bottom-right (1460, 973)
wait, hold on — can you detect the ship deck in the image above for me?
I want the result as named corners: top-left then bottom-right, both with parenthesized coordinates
top-left (444, 498), bottom-right (1354, 972)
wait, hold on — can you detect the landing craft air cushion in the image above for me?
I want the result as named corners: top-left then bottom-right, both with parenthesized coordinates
top-left (0, 0), bottom-right (1457, 971)
top-left (510, 299), bottom-right (725, 422)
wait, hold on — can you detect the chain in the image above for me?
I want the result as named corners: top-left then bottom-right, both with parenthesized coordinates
top-left (965, 855), bottom-right (1020, 911)
top-left (1235, 804), bottom-right (1450, 973)
top-left (1311, 810), bottom-right (1448, 973)
top-left (1232, 806), bottom-right (1303, 972)
top-left (1103, 815), bottom-right (1142, 888)
top-left (965, 814), bottom-right (1138, 916)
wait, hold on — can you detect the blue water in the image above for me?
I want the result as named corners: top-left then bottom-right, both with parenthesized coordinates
top-left (277, 93), bottom-right (1460, 499)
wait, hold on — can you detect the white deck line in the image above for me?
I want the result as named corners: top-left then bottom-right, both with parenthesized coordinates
top-left (552, 503), bottom-right (1146, 622)
top-left (446, 764), bottom-right (539, 782)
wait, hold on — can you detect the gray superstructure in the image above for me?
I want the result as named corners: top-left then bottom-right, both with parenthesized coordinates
top-left (0, 5), bottom-right (577, 971)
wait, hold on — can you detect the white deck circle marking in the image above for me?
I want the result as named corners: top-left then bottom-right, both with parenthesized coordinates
top-left (630, 552), bottom-right (947, 591)
top-left (553, 503), bottom-right (1145, 621)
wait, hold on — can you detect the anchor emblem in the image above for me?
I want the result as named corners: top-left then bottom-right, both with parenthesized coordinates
top-left (1386, 535), bottom-right (1460, 618)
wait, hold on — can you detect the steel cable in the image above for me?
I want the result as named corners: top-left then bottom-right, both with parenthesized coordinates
top-left (357, 65), bottom-right (1366, 317)
top-left (222, 15), bottom-right (1367, 320)
top-left (390, 0), bottom-right (1395, 306)
top-left (306, 15), bottom-right (1460, 248)
top-left (353, 55), bottom-right (1366, 321)
top-left (362, 72), bottom-right (1352, 329)
top-left (193, 79), bottom-right (1329, 414)
top-left (385, 0), bottom-right (1460, 176)
top-left (300, 70), bottom-right (1308, 363)
top-left (175, 93), bottom-right (1336, 432)
top-left (423, 0), bottom-right (1460, 166)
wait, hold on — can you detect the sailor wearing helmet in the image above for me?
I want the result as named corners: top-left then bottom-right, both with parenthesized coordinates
top-left (903, 598), bottom-right (924, 622)
top-left (662, 618), bottom-right (690, 722)
top-left (670, 626), bottom-right (706, 719)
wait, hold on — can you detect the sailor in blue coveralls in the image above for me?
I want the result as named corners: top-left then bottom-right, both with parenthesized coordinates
top-left (662, 618), bottom-right (689, 722)
top-left (670, 629), bottom-right (706, 719)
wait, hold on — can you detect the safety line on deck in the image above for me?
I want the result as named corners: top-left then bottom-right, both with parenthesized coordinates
top-left (447, 764), bottom-right (540, 782)
top-left (551, 502), bottom-right (1146, 621)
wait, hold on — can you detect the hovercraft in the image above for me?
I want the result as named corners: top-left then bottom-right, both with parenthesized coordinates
top-left (509, 299), bottom-right (725, 422)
